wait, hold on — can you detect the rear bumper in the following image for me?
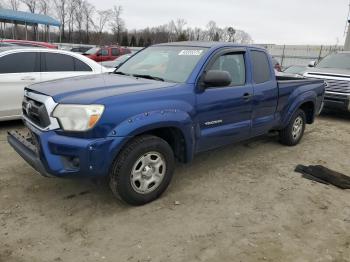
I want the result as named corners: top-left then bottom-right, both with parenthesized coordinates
top-left (324, 92), bottom-right (350, 112)
top-left (7, 123), bottom-right (127, 178)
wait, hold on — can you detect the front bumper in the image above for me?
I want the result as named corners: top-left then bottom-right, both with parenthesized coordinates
top-left (8, 130), bottom-right (53, 177)
top-left (7, 122), bottom-right (126, 178)
top-left (324, 92), bottom-right (350, 112)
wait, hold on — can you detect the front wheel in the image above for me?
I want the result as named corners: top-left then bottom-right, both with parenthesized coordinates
top-left (279, 109), bottom-right (306, 146)
top-left (109, 135), bottom-right (175, 205)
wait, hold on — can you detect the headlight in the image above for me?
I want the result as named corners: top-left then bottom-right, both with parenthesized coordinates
top-left (53, 104), bottom-right (104, 131)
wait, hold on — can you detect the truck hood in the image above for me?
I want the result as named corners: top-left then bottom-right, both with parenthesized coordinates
top-left (28, 73), bottom-right (178, 104)
top-left (305, 67), bottom-right (350, 78)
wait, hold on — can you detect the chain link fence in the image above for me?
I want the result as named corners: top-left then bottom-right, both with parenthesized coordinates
top-left (259, 44), bottom-right (344, 67)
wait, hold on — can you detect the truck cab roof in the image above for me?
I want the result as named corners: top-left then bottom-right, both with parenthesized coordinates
top-left (154, 41), bottom-right (265, 50)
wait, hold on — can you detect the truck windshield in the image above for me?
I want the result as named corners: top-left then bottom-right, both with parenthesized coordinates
top-left (317, 53), bottom-right (350, 70)
top-left (115, 46), bottom-right (209, 83)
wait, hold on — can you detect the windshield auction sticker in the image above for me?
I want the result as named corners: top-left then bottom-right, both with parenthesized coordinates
top-left (178, 50), bottom-right (203, 56)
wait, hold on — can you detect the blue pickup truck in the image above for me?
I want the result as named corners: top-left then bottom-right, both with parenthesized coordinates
top-left (8, 42), bottom-right (325, 205)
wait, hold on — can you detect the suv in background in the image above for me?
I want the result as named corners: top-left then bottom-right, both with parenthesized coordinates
top-left (83, 46), bottom-right (131, 62)
top-left (304, 51), bottom-right (350, 113)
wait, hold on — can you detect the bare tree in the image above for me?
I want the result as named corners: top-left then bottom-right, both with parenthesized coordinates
top-left (7, 0), bottom-right (21, 38)
top-left (74, 0), bottom-right (84, 42)
top-left (9, 0), bottom-right (21, 10)
top-left (67, 0), bottom-right (77, 42)
top-left (193, 27), bottom-right (203, 41)
top-left (53, 0), bottom-right (67, 41)
top-left (206, 20), bottom-right (218, 41)
top-left (20, 0), bottom-right (36, 13)
top-left (109, 5), bottom-right (124, 44)
top-left (167, 20), bottom-right (176, 42)
top-left (39, 0), bottom-right (50, 15)
top-left (174, 18), bottom-right (186, 37)
top-left (38, 0), bottom-right (51, 41)
top-left (234, 30), bottom-right (253, 44)
top-left (95, 9), bottom-right (112, 42)
top-left (82, 1), bottom-right (94, 43)
top-left (21, 0), bottom-right (38, 39)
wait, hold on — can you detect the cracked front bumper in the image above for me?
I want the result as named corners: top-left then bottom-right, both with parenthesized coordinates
top-left (7, 123), bottom-right (126, 178)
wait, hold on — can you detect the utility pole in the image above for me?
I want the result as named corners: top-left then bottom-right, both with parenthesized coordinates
top-left (344, 19), bottom-right (350, 50)
top-left (344, 1), bottom-right (350, 50)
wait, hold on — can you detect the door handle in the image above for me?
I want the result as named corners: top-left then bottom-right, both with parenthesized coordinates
top-left (21, 76), bottom-right (36, 81)
top-left (243, 93), bottom-right (253, 100)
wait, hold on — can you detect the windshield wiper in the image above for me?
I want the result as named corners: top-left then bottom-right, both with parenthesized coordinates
top-left (114, 71), bottom-right (130, 76)
top-left (132, 74), bottom-right (165, 82)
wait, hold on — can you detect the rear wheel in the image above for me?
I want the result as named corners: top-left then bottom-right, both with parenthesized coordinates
top-left (279, 109), bottom-right (306, 146)
top-left (109, 135), bottom-right (175, 205)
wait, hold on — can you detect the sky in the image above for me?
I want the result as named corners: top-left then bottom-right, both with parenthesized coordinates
top-left (89, 0), bottom-right (350, 45)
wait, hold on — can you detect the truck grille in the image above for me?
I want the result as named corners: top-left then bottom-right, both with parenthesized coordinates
top-left (22, 97), bottom-right (51, 128)
top-left (323, 79), bottom-right (350, 94)
top-left (306, 74), bottom-right (350, 94)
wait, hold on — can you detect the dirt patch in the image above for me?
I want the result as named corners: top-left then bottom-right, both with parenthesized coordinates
top-left (1, 114), bottom-right (350, 262)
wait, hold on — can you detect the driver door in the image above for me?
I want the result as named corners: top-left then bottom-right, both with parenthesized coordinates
top-left (195, 49), bottom-right (253, 152)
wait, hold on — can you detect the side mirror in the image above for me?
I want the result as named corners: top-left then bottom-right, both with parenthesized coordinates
top-left (308, 61), bottom-right (316, 67)
top-left (203, 70), bottom-right (232, 87)
top-left (96, 53), bottom-right (101, 57)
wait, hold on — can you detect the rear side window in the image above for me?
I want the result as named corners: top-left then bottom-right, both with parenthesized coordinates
top-left (111, 48), bottom-right (120, 56)
top-left (43, 53), bottom-right (92, 72)
top-left (74, 58), bottom-right (92, 71)
top-left (0, 52), bottom-right (38, 73)
top-left (251, 50), bottom-right (271, 84)
top-left (43, 53), bottom-right (75, 72)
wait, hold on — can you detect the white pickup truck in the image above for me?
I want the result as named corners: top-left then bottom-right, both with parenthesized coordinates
top-left (304, 51), bottom-right (350, 112)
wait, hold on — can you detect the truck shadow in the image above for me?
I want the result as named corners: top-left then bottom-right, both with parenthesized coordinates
top-left (318, 110), bottom-right (350, 121)
top-left (0, 119), bottom-right (23, 129)
top-left (54, 134), bottom-right (281, 208)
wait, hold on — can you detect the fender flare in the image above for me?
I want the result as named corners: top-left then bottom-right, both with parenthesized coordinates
top-left (107, 109), bottom-right (196, 165)
top-left (282, 91), bottom-right (316, 128)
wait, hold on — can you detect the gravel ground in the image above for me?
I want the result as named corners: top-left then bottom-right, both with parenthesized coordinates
top-left (1, 112), bottom-right (350, 262)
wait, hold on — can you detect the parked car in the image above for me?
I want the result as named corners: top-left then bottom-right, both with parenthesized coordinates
top-left (70, 46), bottom-right (93, 54)
top-left (8, 42), bottom-right (325, 205)
top-left (82, 46), bottom-right (131, 62)
top-left (100, 54), bottom-right (132, 70)
top-left (0, 39), bottom-right (58, 49)
top-left (304, 51), bottom-right (350, 112)
top-left (283, 65), bottom-right (307, 75)
top-left (0, 47), bottom-right (107, 121)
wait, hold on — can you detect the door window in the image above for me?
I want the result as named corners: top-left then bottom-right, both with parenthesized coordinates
top-left (98, 49), bottom-right (109, 56)
top-left (43, 53), bottom-right (75, 72)
top-left (251, 51), bottom-right (271, 84)
top-left (208, 53), bottom-right (246, 86)
top-left (111, 48), bottom-right (120, 56)
top-left (0, 52), bottom-right (38, 73)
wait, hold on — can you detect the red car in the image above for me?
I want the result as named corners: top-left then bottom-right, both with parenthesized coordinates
top-left (83, 46), bottom-right (131, 62)
top-left (0, 39), bottom-right (58, 49)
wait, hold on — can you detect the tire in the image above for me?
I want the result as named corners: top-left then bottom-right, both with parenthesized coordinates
top-left (279, 109), bottom-right (306, 146)
top-left (109, 135), bottom-right (175, 205)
